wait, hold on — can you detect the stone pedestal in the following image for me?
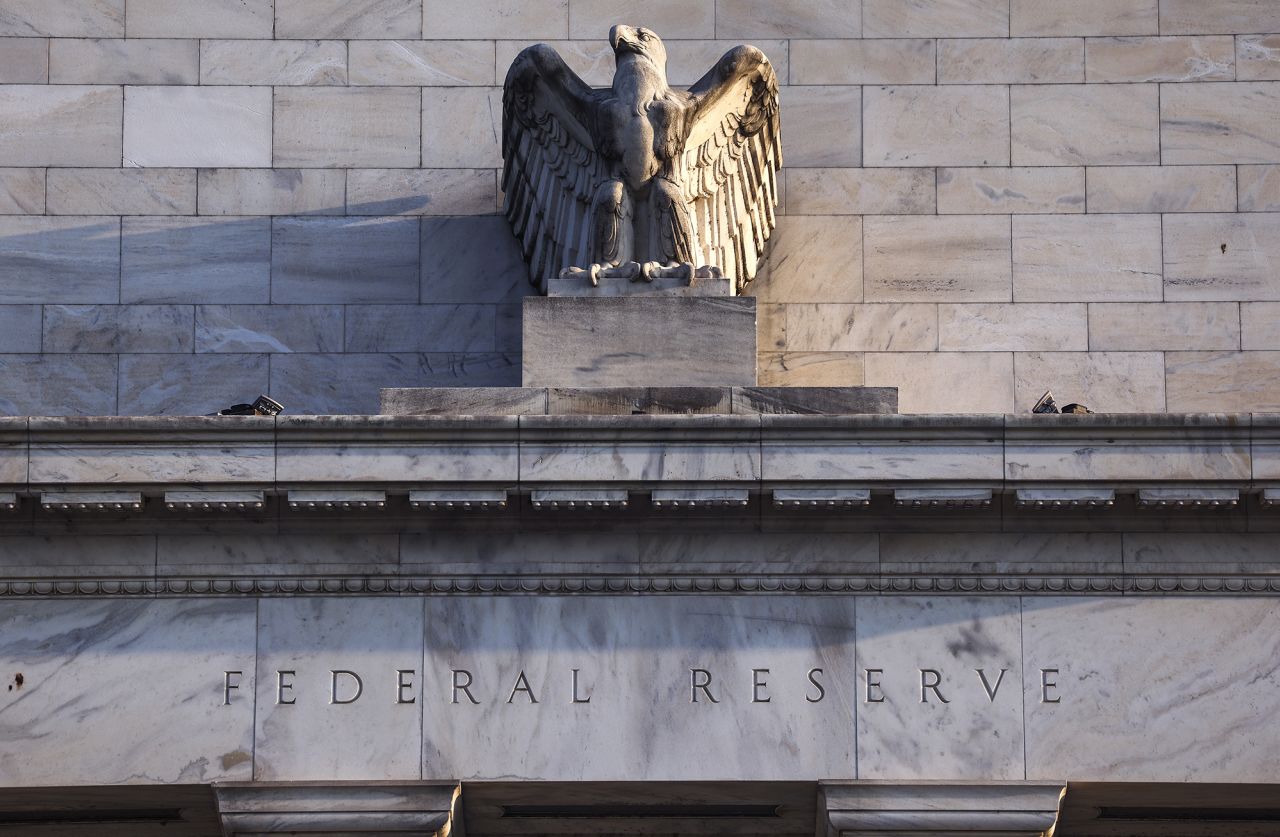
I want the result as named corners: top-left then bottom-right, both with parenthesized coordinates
top-left (380, 386), bottom-right (898, 415)
top-left (215, 784), bottom-right (459, 835)
top-left (522, 296), bottom-right (757, 388)
top-left (819, 783), bottom-right (1063, 836)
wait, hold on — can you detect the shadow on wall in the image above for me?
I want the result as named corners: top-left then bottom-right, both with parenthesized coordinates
top-left (0, 202), bottom-right (537, 416)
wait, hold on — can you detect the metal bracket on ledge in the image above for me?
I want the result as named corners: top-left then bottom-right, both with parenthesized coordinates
top-left (894, 488), bottom-right (994, 509)
top-left (409, 489), bottom-right (510, 510)
top-left (41, 491), bottom-right (144, 512)
top-left (1136, 488), bottom-right (1240, 508)
top-left (530, 489), bottom-right (629, 509)
top-left (1014, 488), bottom-right (1116, 508)
top-left (164, 490), bottom-right (266, 511)
top-left (772, 488), bottom-right (871, 508)
top-left (651, 488), bottom-right (750, 508)
top-left (286, 490), bottom-right (387, 510)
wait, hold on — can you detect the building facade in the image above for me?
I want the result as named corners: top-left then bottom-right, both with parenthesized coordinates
top-left (2, 1), bottom-right (1280, 835)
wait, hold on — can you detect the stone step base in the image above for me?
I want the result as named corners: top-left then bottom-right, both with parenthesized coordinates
top-left (522, 296), bottom-right (757, 387)
top-left (379, 386), bottom-right (898, 416)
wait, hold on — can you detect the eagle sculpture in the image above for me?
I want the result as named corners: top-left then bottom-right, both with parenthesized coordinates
top-left (502, 26), bottom-right (782, 293)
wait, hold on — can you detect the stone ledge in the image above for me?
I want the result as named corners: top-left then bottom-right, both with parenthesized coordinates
top-left (381, 386), bottom-right (899, 416)
top-left (0, 413), bottom-right (1272, 492)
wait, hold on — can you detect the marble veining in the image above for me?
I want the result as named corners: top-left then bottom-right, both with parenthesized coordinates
top-left (421, 596), bottom-right (859, 781)
top-left (0, 599), bottom-right (255, 786)
top-left (1024, 597), bottom-right (1280, 782)
top-left (856, 597), bottom-right (1025, 780)
top-left (254, 598), bottom-right (424, 781)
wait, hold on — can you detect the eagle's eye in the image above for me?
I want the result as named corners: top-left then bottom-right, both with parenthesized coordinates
top-left (639, 31), bottom-right (651, 40)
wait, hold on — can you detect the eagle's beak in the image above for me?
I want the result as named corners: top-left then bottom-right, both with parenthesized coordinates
top-left (610, 25), bottom-right (640, 54)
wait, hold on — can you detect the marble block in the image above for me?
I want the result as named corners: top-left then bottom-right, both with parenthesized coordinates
top-left (856, 598), bottom-right (1024, 781)
top-left (275, 0), bottom-right (422, 38)
top-left (1012, 83), bottom-right (1159, 166)
top-left (545, 273), bottom-right (732, 297)
top-left (0, 217), bottom-right (121, 304)
top-left (1085, 35), bottom-right (1234, 83)
top-left (0, 167), bottom-right (45, 214)
top-left (938, 37), bottom-right (1083, 84)
top-left (863, 0), bottom-right (1007, 37)
top-left (379, 386), bottom-right (898, 416)
top-left (197, 169), bottom-right (346, 216)
top-left (0, 600), bottom-right (256, 786)
top-left (381, 386), bottom-right (549, 416)
top-left (49, 38), bottom-right (199, 85)
top-left (1023, 597), bottom-right (1280, 782)
top-left (123, 86), bottom-right (271, 168)
top-left (1004, 414), bottom-right (1250, 482)
top-left (421, 596), bottom-right (858, 781)
top-left (863, 85), bottom-right (1010, 167)
top-left (717, 0), bottom-right (861, 38)
top-left (421, 0), bottom-right (568, 39)
top-left (1011, 0), bottom-right (1157, 36)
top-left (547, 386), bottom-right (729, 415)
top-left (0, 39), bottom-right (48, 84)
top-left (0, 0), bottom-right (124, 37)
top-left (519, 415), bottom-right (761, 484)
top-left (349, 40), bottom-right (493, 86)
top-left (732, 387), bottom-right (898, 415)
top-left (273, 87), bottom-right (421, 168)
top-left (522, 297), bottom-right (756, 387)
top-left (275, 415), bottom-right (519, 483)
top-left (1161, 82), bottom-right (1280, 165)
top-left (47, 168), bottom-right (196, 216)
top-left (937, 166), bottom-right (1085, 215)
top-left (200, 40), bottom-right (348, 86)
top-left (254, 598), bottom-right (425, 781)
top-left (0, 85), bottom-right (122, 167)
top-left (27, 416), bottom-right (276, 485)
top-left (125, 0), bottom-right (272, 38)
top-left (762, 415), bottom-right (1006, 482)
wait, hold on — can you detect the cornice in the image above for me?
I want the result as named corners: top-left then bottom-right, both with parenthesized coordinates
top-left (5, 573), bottom-right (1280, 597)
top-left (0, 412), bottom-right (1275, 515)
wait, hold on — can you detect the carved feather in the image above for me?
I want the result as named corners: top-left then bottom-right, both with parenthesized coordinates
top-left (503, 36), bottom-right (781, 292)
top-left (682, 46), bottom-right (782, 292)
top-left (502, 44), bottom-right (604, 290)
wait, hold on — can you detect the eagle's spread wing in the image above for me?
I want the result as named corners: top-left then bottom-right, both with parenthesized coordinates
top-left (502, 44), bottom-right (606, 290)
top-left (683, 46), bottom-right (782, 292)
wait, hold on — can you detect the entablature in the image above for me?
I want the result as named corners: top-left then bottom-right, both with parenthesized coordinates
top-left (0, 413), bottom-right (1272, 507)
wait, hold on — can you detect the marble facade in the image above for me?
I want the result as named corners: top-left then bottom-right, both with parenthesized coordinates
top-left (5, 595), bottom-right (1279, 789)
top-left (3, 2), bottom-right (1280, 834)
top-left (0, 412), bottom-right (1276, 833)
top-left (1, 1), bottom-right (1280, 412)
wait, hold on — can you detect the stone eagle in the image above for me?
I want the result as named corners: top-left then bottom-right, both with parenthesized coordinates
top-left (502, 26), bottom-right (782, 293)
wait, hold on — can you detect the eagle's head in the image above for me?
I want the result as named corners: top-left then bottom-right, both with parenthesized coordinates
top-left (609, 24), bottom-right (667, 70)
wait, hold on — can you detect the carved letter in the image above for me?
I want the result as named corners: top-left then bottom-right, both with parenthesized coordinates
top-left (864, 668), bottom-right (884, 703)
top-left (975, 668), bottom-right (1008, 703)
top-left (1040, 668), bottom-right (1061, 704)
top-left (571, 668), bottom-right (591, 704)
top-left (330, 670), bottom-right (363, 705)
top-left (690, 668), bottom-right (719, 703)
top-left (452, 669), bottom-right (479, 705)
top-left (222, 671), bottom-right (242, 706)
top-left (397, 669), bottom-right (416, 704)
top-left (276, 670), bottom-right (296, 706)
top-left (806, 668), bottom-right (826, 703)
top-left (508, 670), bottom-right (539, 704)
top-left (752, 668), bottom-right (771, 703)
top-left (919, 669), bottom-right (950, 704)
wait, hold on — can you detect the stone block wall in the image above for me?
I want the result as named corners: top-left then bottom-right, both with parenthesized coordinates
top-left (0, 0), bottom-right (1279, 414)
